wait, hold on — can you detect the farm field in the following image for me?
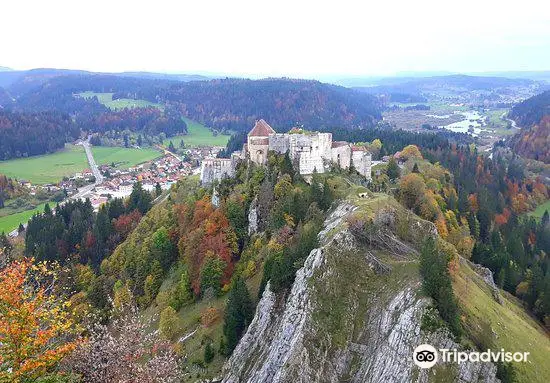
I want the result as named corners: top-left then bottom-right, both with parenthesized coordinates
top-left (482, 108), bottom-right (516, 136)
top-left (528, 200), bottom-right (550, 219)
top-left (92, 146), bottom-right (162, 169)
top-left (76, 91), bottom-right (163, 110)
top-left (163, 117), bottom-right (230, 148)
top-left (0, 145), bottom-right (88, 184)
top-left (0, 203), bottom-right (46, 234)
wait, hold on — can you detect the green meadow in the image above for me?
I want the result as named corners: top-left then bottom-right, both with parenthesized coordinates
top-left (0, 145), bottom-right (89, 184)
top-left (92, 146), bottom-right (162, 169)
top-left (0, 203), bottom-right (46, 234)
top-left (163, 117), bottom-right (230, 148)
top-left (76, 91), bottom-right (163, 110)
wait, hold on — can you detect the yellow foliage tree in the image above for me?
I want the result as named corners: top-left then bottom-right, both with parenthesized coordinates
top-left (400, 144), bottom-right (423, 161)
top-left (0, 259), bottom-right (80, 382)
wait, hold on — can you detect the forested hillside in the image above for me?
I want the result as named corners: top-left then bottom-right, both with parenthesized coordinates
top-left (158, 78), bottom-right (381, 131)
top-left (509, 90), bottom-right (550, 127)
top-left (0, 87), bottom-right (13, 107)
top-left (0, 110), bottom-right (80, 159)
top-left (509, 91), bottom-right (550, 163)
top-left (13, 75), bottom-right (382, 132)
top-left (0, 76), bottom-right (188, 160)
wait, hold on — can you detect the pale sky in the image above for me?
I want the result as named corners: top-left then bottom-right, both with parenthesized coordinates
top-left (1, 0), bottom-right (549, 78)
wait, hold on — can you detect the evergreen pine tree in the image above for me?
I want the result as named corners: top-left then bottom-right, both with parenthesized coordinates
top-left (155, 182), bottom-right (162, 197)
top-left (219, 336), bottom-right (227, 356)
top-left (280, 151), bottom-right (295, 179)
top-left (310, 170), bottom-right (323, 203)
top-left (223, 277), bottom-right (254, 354)
top-left (542, 210), bottom-right (549, 227)
top-left (386, 157), bottom-right (400, 181)
top-left (419, 236), bottom-right (462, 337)
top-left (320, 179), bottom-right (333, 211)
top-left (168, 141), bottom-right (176, 153)
top-left (204, 342), bottom-right (215, 363)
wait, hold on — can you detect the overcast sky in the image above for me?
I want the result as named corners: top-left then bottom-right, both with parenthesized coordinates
top-left (1, 0), bottom-right (549, 78)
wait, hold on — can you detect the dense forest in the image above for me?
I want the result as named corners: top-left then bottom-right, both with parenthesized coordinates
top-left (0, 110), bottom-right (80, 159)
top-left (25, 182), bottom-right (153, 268)
top-left (0, 77), bottom-right (189, 159)
top-left (509, 91), bottom-right (550, 163)
top-left (509, 90), bottom-right (550, 127)
top-left (80, 106), bottom-right (187, 137)
top-left (11, 75), bottom-right (382, 132)
top-left (511, 116), bottom-right (550, 163)
top-left (156, 78), bottom-right (382, 132)
top-left (413, 143), bottom-right (550, 325)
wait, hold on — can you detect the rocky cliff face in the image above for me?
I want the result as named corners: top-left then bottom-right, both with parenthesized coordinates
top-left (223, 201), bottom-right (499, 383)
top-left (247, 198), bottom-right (258, 235)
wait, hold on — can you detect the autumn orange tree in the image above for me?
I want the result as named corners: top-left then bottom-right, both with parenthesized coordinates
top-left (0, 258), bottom-right (80, 382)
top-left (177, 196), bottom-right (238, 296)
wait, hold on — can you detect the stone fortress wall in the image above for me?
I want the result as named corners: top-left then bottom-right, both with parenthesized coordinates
top-left (201, 119), bottom-right (372, 185)
top-left (200, 158), bottom-right (236, 185)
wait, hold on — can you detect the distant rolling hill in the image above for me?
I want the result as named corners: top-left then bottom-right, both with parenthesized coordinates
top-left (117, 71), bottom-right (211, 82)
top-left (14, 75), bottom-right (382, 133)
top-left (0, 68), bottom-right (213, 97)
top-left (156, 77), bottom-right (382, 131)
top-left (350, 74), bottom-right (545, 106)
top-left (354, 74), bottom-right (539, 94)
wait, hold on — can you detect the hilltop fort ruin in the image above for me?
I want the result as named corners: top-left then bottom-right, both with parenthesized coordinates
top-left (201, 119), bottom-right (372, 184)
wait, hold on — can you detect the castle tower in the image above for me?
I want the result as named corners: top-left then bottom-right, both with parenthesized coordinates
top-left (247, 119), bottom-right (275, 165)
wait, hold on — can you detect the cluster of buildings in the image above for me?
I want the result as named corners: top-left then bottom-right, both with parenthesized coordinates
top-left (201, 119), bottom-right (372, 185)
top-left (80, 155), bottom-right (193, 209)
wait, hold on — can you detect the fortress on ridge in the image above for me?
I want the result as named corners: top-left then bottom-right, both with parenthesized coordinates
top-left (201, 119), bottom-right (371, 184)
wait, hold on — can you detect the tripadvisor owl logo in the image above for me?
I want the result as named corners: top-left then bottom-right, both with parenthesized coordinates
top-left (413, 344), bottom-right (530, 369)
top-left (413, 344), bottom-right (438, 368)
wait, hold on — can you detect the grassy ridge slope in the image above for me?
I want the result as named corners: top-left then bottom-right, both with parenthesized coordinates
top-left (455, 263), bottom-right (550, 383)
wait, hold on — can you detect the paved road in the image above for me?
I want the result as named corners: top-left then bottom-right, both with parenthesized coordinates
top-left (8, 139), bottom-right (103, 237)
top-left (82, 139), bottom-right (104, 184)
top-left (67, 139), bottom-right (104, 201)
